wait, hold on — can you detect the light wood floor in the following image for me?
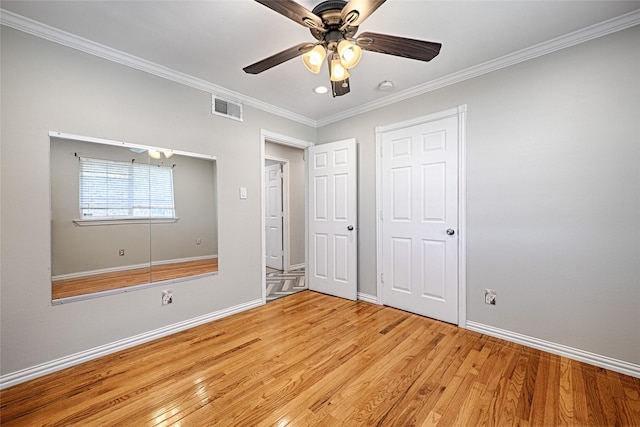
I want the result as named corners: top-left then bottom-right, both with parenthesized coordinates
top-left (52, 258), bottom-right (218, 300)
top-left (2, 291), bottom-right (638, 426)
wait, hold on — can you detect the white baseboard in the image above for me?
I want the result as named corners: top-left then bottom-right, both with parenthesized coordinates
top-left (0, 298), bottom-right (262, 390)
top-left (53, 255), bottom-right (218, 281)
top-left (466, 321), bottom-right (640, 379)
top-left (358, 292), bottom-right (379, 304)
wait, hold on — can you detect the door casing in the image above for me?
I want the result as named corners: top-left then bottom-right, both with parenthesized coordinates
top-left (260, 130), bottom-right (313, 304)
top-left (375, 105), bottom-right (468, 327)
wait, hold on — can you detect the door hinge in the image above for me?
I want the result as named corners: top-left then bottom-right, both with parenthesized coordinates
top-left (380, 273), bottom-right (384, 283)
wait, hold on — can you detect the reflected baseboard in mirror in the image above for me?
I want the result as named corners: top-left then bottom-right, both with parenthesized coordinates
top-left (52, 258), bottom-right (218, 300)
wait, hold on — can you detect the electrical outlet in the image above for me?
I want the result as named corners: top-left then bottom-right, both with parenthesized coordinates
top-left (196, 237), bottom-right (202, 245)
top-left (162, 289), bottom-right (173, 305)
top-left (485, 289), bottom-right (496, 305)
top-left (118, 249), bottom-right (125, 256)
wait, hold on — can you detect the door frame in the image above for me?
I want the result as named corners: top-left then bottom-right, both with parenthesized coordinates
top-left (260, 129), bottom-right (313, 304)
top-left (375, 105), bottom-right (468, 327)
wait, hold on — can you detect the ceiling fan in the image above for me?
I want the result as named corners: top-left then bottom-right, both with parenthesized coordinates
top-left (243, 0), bottom-right (442, 97)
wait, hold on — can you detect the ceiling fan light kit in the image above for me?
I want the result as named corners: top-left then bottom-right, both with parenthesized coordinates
top-left (244, 0), bottom-right (442, 97)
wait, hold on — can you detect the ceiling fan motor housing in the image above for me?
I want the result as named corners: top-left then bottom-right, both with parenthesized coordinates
top-left (311, 0), bottom-right (347, 16)
top-left (310, 0), bottom-right (358, 44)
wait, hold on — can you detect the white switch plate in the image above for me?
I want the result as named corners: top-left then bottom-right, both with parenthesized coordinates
top-left (240, 187), bottom-right (247, 199)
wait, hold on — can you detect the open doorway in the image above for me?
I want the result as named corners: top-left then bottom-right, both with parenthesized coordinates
top-left (261, 132), bottom-right (312, 302)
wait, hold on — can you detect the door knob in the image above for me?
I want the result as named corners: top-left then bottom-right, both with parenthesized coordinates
top-left (347, 225), bottom-right (354, 231)
top-left (446, 229), bottom-right (455, 235)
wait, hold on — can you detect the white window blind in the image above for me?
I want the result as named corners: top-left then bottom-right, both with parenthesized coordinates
top-left (79, 157), bottom-right (175, 219)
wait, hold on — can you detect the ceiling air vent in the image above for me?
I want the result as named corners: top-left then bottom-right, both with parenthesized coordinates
top-left (212, 95), bottom-right (243, 121)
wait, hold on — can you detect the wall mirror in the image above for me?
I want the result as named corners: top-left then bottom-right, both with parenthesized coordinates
top-left (50, 132), bottom-right (218, 304)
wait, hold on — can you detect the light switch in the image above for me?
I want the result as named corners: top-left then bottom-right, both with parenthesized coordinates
top-left (240, 187), bottom-right (247, 199)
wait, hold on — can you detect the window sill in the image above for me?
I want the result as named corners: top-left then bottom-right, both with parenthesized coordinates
top-left (73, 217), bottom-right (179, 226)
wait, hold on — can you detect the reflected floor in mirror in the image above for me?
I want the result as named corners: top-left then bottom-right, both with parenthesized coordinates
top-left (52, 258), bottom-right (218, 300)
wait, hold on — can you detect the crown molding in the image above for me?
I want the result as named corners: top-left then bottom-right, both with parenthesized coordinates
top-left (0, 9), bottom-right (318, 128)
top-left (316, 8), bottom-right (640, 127)
top-left (2, 8), bottom-right (638, 129)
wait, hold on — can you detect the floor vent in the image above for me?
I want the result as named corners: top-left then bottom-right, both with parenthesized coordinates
top-left (212, 95), bottom-right (243, 121)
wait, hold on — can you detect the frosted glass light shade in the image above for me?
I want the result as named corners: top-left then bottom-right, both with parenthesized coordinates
top-left (330, 54), bottom-right (350, 82)
top-left (302, 45), bottom-right (327, 74)
top-left (337, 40), bottom-right (362, 69)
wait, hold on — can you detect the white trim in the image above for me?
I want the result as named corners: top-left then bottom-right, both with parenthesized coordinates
top-left (260, 130), bottom-right (313, 305)
top-left (376, 106), bottom-right (467, 327)
top-left (457, 105), bottom-right (468, 328)
top-left (0, 298), bottom-right (263, 389)
top-left (466, 321), bottom-right (640, 379)
top-left (261, 130), bottom-right (315, 150)
top-left (375, 106), bottom-right (461, 133)
top-left (375, 130), bottom-right (384, 306)
top-left (52, 255), bottom-right (218, 281)
top-left (4, 8), bottom-right (638, 129)
top-left (1, 10), bottom-right (316, 128)
top-left (357, 293), bottom-right (379, 305)
top-left (316, 9), bottom-right (640, 126)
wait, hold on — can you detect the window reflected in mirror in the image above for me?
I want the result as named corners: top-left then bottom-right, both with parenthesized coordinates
top-left (50, 133), bottom-right (218, 303)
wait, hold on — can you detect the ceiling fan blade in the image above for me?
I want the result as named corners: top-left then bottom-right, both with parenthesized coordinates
top-left (340, 0), bottom-right (386, 28)
top-left (357, 32), bottom-right (442, 62)
top-left (254, 0), bottom-right (325, 30)
top-left (243, 43), bottom-right (313, 74)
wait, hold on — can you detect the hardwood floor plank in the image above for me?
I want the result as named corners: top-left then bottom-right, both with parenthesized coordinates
top-left (558, 357), bottom-right (575, 426)
top-left (2, 291), bottom-right (639, 426)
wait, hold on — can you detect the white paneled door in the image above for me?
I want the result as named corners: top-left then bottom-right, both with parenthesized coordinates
top-left (381, 114), bottom-right (460, 324)
top-left (265, 163), bottom-right (283, 270)
top-left (308, 139), bottom-right (357, 300)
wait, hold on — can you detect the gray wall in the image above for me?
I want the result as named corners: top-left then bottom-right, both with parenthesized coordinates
top-left (317, 26), bottom-right (640, 365)
top-left (0, 26), bottom-right (315, 375)
top-left (265, 141), bottom-right (305, 267)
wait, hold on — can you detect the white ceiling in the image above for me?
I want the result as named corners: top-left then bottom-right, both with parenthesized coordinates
top-left (2, 0), bottom-right (639, 125)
